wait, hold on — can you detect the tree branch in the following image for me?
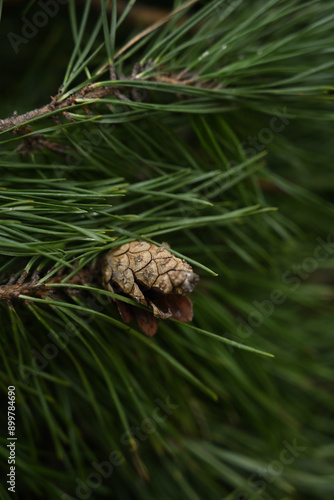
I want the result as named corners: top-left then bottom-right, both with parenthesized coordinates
top-left (0, 85), bottom-right (118, 134)
top-left (0, 267), bottom-right (99, 302)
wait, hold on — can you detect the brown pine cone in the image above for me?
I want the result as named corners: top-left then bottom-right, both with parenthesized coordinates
top-left (102, 241), bottom-right (199, 336)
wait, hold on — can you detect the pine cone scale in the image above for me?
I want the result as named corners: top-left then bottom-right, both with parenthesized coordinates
top-left (102, 240), bottom-right (199, 336)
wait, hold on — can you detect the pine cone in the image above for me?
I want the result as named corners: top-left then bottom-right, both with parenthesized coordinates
top-left (102, 241), bottom-right (199, 336)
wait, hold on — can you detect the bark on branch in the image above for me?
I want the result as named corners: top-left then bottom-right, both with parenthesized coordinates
top-left (0, 86), bottom-right (117, 134)
top-left (0, 267), bottom-right (98, 302)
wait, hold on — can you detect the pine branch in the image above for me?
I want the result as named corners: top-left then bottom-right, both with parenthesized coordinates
top-left (0, 81), bottom-right (118, 134)
top-left (0, 67), bottom-right (217, 139)
top-left (0, 266), bottom-right (98, 301)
